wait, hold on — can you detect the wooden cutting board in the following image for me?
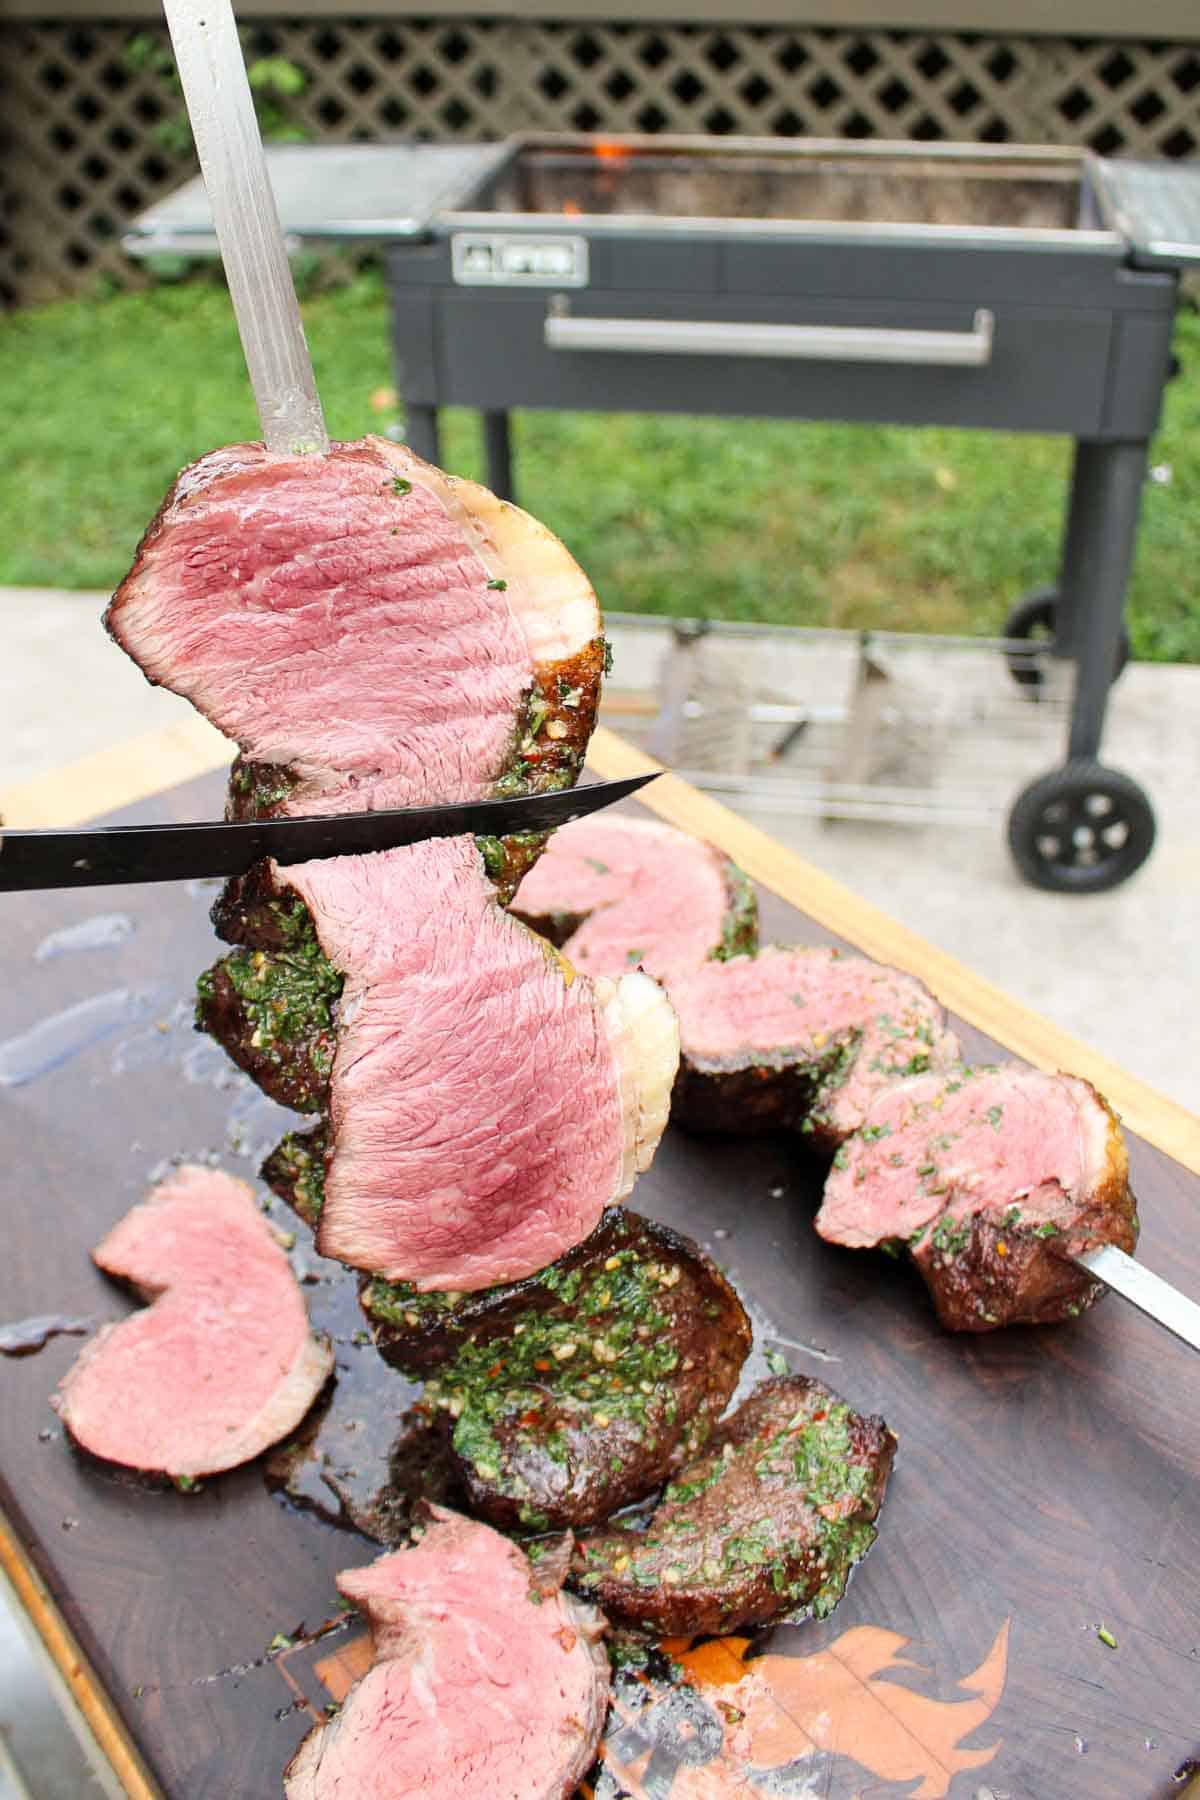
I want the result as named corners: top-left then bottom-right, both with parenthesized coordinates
top-left (1, 768), bottom-right (1197, 1800)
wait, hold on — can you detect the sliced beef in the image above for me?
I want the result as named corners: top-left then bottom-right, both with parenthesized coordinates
top-left (512, 814), bottom-right (757, 981)
top-left (106, 438), bottom-right (604, 836)
top-left (54, 1166), bottom-right (332, 1479)
top-left (283, 1506), bottom-right (609, 1800)
top-left (669, 945), bottom-right (959, 1145)
top-left (573, 1375), bottom-right (894, 1637)
top-left (241, 838), bottom-right (679, 1290)
top-left (417, 1209), bottom-right (751, 1531)
top-left (816, 1063), bottom-right (1138, 1330)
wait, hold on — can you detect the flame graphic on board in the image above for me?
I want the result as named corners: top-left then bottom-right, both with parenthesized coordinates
top-left (311, 1617), bottom-right (1010, 1800)
top-left (601, 1619), bottom-right (1010, 1800)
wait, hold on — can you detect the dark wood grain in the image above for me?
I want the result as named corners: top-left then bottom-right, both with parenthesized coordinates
top-left (1, 774), bottom-right (1197, 1799)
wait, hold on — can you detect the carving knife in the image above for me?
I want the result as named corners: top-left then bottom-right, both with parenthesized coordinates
top-left (0, 773), bottom-right (658, 892)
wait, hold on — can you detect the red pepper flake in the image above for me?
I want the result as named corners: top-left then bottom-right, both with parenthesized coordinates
top-left (518, 1409), bottom-right (541, 1429)
top-left (487, 1361), bottom-right (504, 1379)
top-left (534, 1358), bottom-right (552, 1372)
top-left (811, 1409), bottom-right (826, 1422)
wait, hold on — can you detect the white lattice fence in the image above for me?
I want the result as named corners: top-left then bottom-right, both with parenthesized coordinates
top-left (4, 16), bottom-right (1200, 305)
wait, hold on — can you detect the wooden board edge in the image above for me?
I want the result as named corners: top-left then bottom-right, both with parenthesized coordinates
top-left (0, 717), bottom-right (233, 829)
top-left (585, 727), bottom-right (1200, 1178)
top-left (0, 1509), bottom-right (162, 1799)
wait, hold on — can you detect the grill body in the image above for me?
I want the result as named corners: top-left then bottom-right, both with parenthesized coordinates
top-left (390, 135), bottom-right (1177, 444)
top-left (386, 135), bottom-right (1186, 889)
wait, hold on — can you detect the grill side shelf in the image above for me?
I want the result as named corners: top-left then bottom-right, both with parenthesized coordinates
top-left (1093, 159), bottom-right (1200, 269)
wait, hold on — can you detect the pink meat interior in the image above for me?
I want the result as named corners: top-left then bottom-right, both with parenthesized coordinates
top-left (56, 1167), bottom-right (326, 1474)
top-left (514, 815), bottom-right (733, 980)
top-left (817, 1065), bottom-right (1108, 1248)
top-left (286, 1510), bottom-right (608, 1798)
top-left (284, 838), bottom-right (625, 1289)
top-left (671, 946), bottom-right (957, 1131)
top-left (109, 442), bottom-right (534, 813)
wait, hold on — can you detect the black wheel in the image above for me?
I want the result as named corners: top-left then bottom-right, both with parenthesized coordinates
top-left (1007, 762), bottom-right (1156, 893)
top-left (1003, 587), bottom-right (1130, 696)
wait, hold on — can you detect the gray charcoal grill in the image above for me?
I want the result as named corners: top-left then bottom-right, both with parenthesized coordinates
top-left (389, 133), bottom-right (1200, 893)
top-left (128, 135), bottom-right (1200, 890)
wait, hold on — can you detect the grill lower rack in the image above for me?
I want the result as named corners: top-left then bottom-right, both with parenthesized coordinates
top-left (601, 612), bottom-right (1075, 830)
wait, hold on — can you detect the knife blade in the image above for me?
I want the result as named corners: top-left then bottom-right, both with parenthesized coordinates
top-left (0, 774), bottom-right (658, 892)
top-left (1073, 1243), bottom-right (1200, 1353)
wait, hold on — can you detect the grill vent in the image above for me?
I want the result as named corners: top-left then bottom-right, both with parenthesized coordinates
top-left (3, 18), bottom-right (1200, 305)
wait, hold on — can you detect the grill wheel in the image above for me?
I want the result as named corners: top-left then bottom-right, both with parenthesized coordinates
top-left (1007, 760), bottom-right (1156, 893)
top-left (1003, 586), bottom-right (1130, 697)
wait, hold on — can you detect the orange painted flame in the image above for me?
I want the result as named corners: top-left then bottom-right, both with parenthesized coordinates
top-left (606, 1619), bottom-right (1011, 1800)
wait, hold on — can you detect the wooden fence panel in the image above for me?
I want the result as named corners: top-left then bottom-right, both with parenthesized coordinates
top-left (3, 16), bottom-right (1199, 305)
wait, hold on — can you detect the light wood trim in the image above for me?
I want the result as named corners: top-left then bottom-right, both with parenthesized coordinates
top-left (586, 727), bottom-right (1200, 1177)
top-left (0, 718), bottom-right (233, 830)
top-left (1, 0), bottom-right (1196, 34)
top-left (2, 719), bottom-right (1196, 1174)
top-left (0, 1512), bottom-right (161, 1800)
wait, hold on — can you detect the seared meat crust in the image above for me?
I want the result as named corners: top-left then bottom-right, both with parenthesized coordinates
top-left (417, 1209), bottom-right (751, 1531)
top-left (573, 1374), bottom-right (894, 1636)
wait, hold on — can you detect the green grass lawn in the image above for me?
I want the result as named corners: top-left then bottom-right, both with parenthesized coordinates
top-left (1, 270), bottom-right (1197, 659)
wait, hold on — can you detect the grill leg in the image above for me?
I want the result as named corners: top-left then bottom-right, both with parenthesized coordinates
top-left (1053, 440), bottom-right (1093, 660)
top-left (406, 404), bottom-right (441, 466)
top-left (483, 410), bottom-right (515, 502)
top-left (1060, 439), bottom-right (1149, 762)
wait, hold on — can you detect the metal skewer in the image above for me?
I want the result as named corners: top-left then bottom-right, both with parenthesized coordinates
top-left (161, 0), bottom-right (327, 454)
top-left (1074, 1244), bottom-right (1200, 1354)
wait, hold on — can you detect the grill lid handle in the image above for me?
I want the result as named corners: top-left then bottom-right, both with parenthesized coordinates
top-left (544, 302), bottom-right (995, 368)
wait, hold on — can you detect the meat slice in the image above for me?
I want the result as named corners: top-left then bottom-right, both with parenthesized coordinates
top-left (669, 945), bottom-right (959, 1145)
top-left (54, 1166), bottom-right (332, 1479)
top-left (816, 1064), bottom-right (1138, 1330)
top-left (511, 814), bottom-right (757, 981)
top-left (573, 1375), bottom-right (894, 1637)
top-left (106, 438), bottom-right (604, 831)
top-left (283, 1507), bottom-right (610, 1800)
top-left (242, 838), bottom-right (679, 1290)
top-left (416, 1209), bottom-right (751, 1530)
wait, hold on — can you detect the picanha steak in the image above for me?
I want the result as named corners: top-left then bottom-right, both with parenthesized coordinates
top-left (105, 437), bottom-right (606, 866)
top-left (511, 814), bottom-right (757, 980)
top-left (283, 1506), bottom-right (610, 1800)
top-left (573, 1374), bottom-right (894, 1636)
top-left (816, 1063), bottom-right (1138, 1329)
top-left (415, 1208), bottom-right (751, 1530)
top-left (669, 945), bottom-right (960, 1146)
top-left (207, 838), bottom-right (679, 1290)
top-left (54, 1166), bottom-right (332, 1479)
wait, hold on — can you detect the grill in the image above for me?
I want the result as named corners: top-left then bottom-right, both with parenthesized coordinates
top-left (390, 134), bottom-right (1200, 891)
top-left (129, 135), bottom-right (1200, 888)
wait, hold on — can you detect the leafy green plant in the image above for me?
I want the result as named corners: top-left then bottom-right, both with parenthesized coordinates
top-left (124, 32), bottom-right (309, 152)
